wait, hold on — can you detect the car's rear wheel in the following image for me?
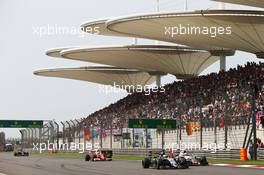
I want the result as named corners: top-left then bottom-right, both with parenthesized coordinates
top-left (142, 158), bottom-right (151, 168)
top-left (199, 156), bottom-right (208, 166)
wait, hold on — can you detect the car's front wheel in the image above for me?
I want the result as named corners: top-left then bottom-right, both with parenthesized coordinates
top-left (177, 157), bottom-right (189, 169)
top-left (85, 155), bottom-right (91, 161)
top-left (157, 159), bottom-right (163, 169)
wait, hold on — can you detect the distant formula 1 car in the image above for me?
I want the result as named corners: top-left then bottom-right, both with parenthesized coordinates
top-left (14, 148), bottom-right (29, 157)
top-left (85, 149), bottom-right (113, 161)
top-left (142, 151), bottom-right (189, 169)
top-left (180, 153), bottom-right (208, 166)
top-left (5, 144), bottom-right (14, 152)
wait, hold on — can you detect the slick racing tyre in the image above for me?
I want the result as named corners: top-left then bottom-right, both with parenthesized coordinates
top-left (85, 155), bottom-right (91, 161)
top-left (199, 156), bottom-right (209, 166)
top-left (177, 157), bottom-right (189, 169)
top-left (142, 158), bottom-right (151, 168)
top-left (157, 159), bottom-right (163, 169)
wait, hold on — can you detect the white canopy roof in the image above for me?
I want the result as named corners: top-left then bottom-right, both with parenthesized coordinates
top-left (80, 18), bottom-right (126, 37)
top-left (58, 45), bottom-right (222, 78)
top-left (34, 67), bottom-right (156, 88)
top-left (82, 10), bottom-right (264, 58)
top-left (212, 0), bottom-right (264, 8)
top-left (46, 47), bottom-right (75, 57)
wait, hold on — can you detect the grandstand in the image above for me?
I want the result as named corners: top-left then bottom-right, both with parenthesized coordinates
top-left (32, 0), bottom-right (264, 160)
top-left (32, 62), bottom-right (264, 151)
top-left (78, 62), bottom-right (264, 149)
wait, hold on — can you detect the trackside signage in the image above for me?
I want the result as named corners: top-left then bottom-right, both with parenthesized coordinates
top-left (0, 120), bottom-right (43, 128)
top-left (128, 119), bottom-right (176, 129)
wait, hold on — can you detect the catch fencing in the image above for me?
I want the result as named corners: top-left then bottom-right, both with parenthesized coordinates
top-left (112, 148), bottom-right (264, 160)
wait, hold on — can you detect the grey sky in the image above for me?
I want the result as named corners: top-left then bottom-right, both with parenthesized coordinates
top-left (0, 0), bottom-right (262, 138)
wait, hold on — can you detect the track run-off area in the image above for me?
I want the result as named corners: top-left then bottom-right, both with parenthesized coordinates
top-left (0, 153), bottom-right (263, 175)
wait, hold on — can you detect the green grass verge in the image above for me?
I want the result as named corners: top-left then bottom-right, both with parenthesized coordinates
top-left (31, 152), bottom-right (84, 157)
top-left (113, 155), bottom-right (143, 161)
top-left (31, 152), bottom-right (143, 160)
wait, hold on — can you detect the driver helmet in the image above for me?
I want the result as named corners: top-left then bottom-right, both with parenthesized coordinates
top-left (160, 149), bottom-right (167, 156)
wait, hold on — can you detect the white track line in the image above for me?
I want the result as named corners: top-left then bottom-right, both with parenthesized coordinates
top-left (212, 164), bottom-right (264, 169)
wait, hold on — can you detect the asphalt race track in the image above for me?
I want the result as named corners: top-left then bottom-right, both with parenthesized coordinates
top-left (0, 153), bottom-right (263, 175)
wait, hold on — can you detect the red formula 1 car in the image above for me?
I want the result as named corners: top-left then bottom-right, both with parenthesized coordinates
top-left (85, 149), bottom-right (113, 161)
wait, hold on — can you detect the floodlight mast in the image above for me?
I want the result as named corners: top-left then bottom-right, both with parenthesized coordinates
top-left (219, 2), bottom-right (226, 71)
top-left (155, 0), bottom-right (160, 46)
top-left (184, 0), bottom-right (188, 11)
top-left (155, 0), bottom-right (161, 87)
top-left (156, 0), bottom-right (160, 12)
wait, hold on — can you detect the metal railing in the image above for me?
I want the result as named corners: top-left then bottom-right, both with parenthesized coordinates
top-left (112, 148), bottom-right (264, 160)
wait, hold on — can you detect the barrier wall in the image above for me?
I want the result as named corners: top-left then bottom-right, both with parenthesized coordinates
top-left (112, 148), bottom-right (264, 160)
top-left (97, 126), bottom-right (264, 150)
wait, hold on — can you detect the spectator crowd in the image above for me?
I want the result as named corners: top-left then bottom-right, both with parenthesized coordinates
top-left (83, 62), bottom-right (264, 133)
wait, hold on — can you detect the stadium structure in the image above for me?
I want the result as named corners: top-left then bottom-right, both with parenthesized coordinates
top-left (212, 0), bottom-right (264, 8)
top-left (32, 0), bottom-right (264, 160)
top-left (34, 67), bottom-right (157, 89)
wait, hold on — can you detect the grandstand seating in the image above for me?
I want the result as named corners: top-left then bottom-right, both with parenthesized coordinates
top-left (64, 62), bottom-right (264, 149)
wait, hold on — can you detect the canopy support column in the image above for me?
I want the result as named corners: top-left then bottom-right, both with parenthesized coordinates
top-left (220, 55), bottom-right (226, 71)
top-left (210, 50), bottom-right (235, 72)
top-left (219, 2), bottom-right (226, 9)
top-left (156, 75), bottom-right (161, 87)
top-left (133, 38), bottom-right (138, 45)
